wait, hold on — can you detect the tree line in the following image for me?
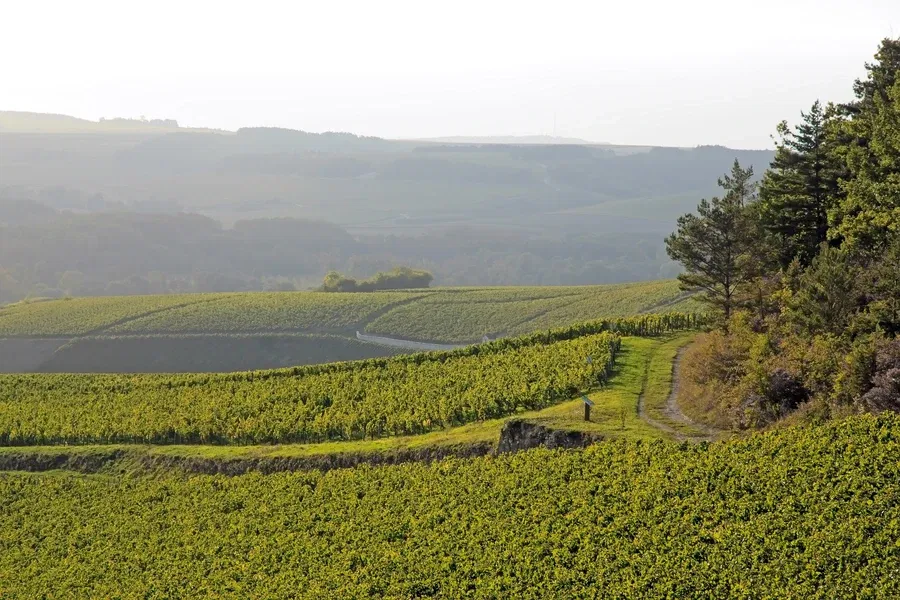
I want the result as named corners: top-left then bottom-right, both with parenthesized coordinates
top-left (321, 267), bottom-right (434, 292)
top-left (666, 39), bottom-right (900, 426)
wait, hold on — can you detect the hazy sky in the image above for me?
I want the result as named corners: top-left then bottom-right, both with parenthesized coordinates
top-left (3, 0), bottom-right (899, 148)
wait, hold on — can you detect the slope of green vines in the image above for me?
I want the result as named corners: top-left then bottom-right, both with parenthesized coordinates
top-left (360, 295), bottom-right (578, 342)
top-left (365, 280), bottom-right (698, 342)
top-left (0, 281), bottom-right (696, 341)
top-left (108, 291), bottom-right (419, 334)
top-left (0, 314), bottom-right (701, 446)
top-left (0, 294), bottom-right (226, 337)
top-left (0, 331), bottom-right (620, 446)
top-left (2, 414), bottom-right (899, 598)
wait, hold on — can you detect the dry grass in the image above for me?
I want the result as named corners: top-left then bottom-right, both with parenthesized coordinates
top-left (677, 332), bottom-right (739, 430)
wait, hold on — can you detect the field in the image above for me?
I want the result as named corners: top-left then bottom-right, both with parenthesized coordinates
top-left (0, 323), bottom-right (635, 445)
top-left (0, 291), bottom-right (416, 338)
top-left (5, 313), bottom-right (891, 598)
top-left (0, 281), bottom-right (694, 340)
top-left (2, 414), bottom-right (898, 598)
top-left (0, 314), bottom-right (705, 447)
top-left (36, 334), bottom-right (403, 373)
top-left (0, 281), bottom-right (697, 373)
top-left (0, 331), bottom-right (707, 472)
top-left (0, 294), bottom-right (230, 337)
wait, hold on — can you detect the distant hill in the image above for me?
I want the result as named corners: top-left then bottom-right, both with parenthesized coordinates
top-left (415, 134), bottom-right (606, 145)
top-left (0, 111), bottom-right (223, 134)
top-left (0, 110), bottom-right (774, 306)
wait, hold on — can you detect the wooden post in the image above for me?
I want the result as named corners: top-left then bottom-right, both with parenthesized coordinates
top-left (581, 395), bottom-right (594, 422)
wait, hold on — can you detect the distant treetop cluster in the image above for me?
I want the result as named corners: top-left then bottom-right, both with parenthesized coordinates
top-left (321, 266), bottom-right (434, 293)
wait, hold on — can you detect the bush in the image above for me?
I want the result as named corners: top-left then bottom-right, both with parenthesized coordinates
top-left (860, 339), bottom-right (900, 411)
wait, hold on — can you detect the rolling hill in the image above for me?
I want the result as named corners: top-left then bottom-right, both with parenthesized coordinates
top-left (0, 281), bottom-right (698, 372)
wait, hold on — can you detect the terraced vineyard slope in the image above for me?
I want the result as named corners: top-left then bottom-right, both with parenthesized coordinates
top-left (0, 314), bottom-right (705, 447)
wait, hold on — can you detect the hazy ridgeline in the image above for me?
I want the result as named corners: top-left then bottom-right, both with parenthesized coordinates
top-left (0, 112), bottom-right (772, 303)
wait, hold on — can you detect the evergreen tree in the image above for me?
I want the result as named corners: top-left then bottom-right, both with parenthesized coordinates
top-left (718, 158), bottom-right (757, 207)
top-left (831, 39), bottom-right (900, 255)
top-left (785, 245), bottom-right (861, 337)
top-left (844, 38), bottom-right (900, 116)
top-left (666, 161), bottom-right (757, 327)
top-left (758, 101), bottom-right (842, 267)
top-left (865, 234), bottom-right (900, 336)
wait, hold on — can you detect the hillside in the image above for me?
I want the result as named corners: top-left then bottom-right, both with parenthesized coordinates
top-left (0, 282), bottom-right (698, 373)
top-left (0, 313), bottom-right (701, 450)
top-left (1, 307), bottom-right (891, 598)
top-left (0, 328), bottom-right (624, 445)
top-left (0, 124), bottom-right (773, 232)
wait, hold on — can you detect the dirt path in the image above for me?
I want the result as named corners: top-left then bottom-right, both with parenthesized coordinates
top-left (635, 383), bottom-right (680, 437)
top-left (637, 342), bottom-right (723, 442)
top-left (662, 347), bottom-right (721, 439)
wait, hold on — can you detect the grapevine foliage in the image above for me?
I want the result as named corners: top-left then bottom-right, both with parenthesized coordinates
top-left (0, 314), bottom-right (702, 445)
top-left (1, 414), bottom-right (899, 598)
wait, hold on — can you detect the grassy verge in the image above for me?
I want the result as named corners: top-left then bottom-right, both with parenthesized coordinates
top-left (516, 336), bottom-right (670, 441)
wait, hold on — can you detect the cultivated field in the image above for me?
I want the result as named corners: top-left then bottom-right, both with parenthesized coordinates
top-left (2, 314), bottom-right (708, 446)
top-left (0, 281), bottom-right (698, 372)
top-left (0, 281), bottom-right (694, 340)
top-left (8, 312), bottom-right (886, 598)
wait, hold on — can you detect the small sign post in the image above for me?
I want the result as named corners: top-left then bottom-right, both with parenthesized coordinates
top-left (581, 395), bottom-right (594, 422)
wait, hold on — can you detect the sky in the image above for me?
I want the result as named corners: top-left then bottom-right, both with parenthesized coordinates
top-left (2, 0), bottom-right (899, 149)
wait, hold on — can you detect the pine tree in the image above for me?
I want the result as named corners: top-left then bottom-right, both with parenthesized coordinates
top-left (666, 161), bottom-right (757, 327)
top-left (718, 158), bottom-right (757, 207)
top-left (844, 38), bottom-right (900, 116)
top-left (758, 101), bottom-right (842, 267)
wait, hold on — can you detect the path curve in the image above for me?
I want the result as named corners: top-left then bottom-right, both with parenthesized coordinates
top-left (636, 390), bottom-right (679, 436)
top-left (355, 331), bottom-right (467, 352)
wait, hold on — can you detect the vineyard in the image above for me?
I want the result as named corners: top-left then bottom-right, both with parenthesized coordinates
top-left (0, 331), bottom-right (622, 446)
top-left (363, 281), bottom-right (698, 342)
top-left (0, 294), bottom-right (228, 337)
top-left (360, 295), bottom-right (578, 342)
top-left (0, 280), bottom-right (696, 341)
top-left (106, 291), bottom-right (419, 334)
top-left (0, 291), bottom-right (417, 337)
top-left (2, 414), bottom-right (899, 598)
top-left (0, 314), bottom-right (703, 446)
